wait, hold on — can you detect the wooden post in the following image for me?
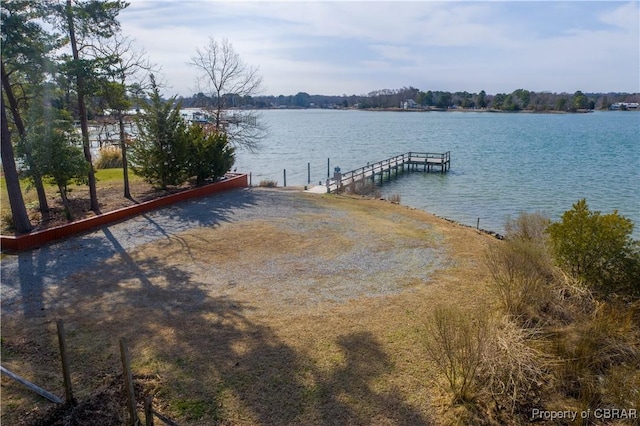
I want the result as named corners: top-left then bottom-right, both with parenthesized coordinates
top-left (283, 169), bottom-right (287, 187)
top-left (307, 162), bottom-right (310, 184)
top-left (477, 218), bottom-right (480, 230)
top-left (249, 172), bottom-right (252, 187)
top-left (120, 338), bottom-right (139, 426)
top-left (145, 396), bottom-right (154, 426)
top-left (56, 319), bottom-right (75, 404)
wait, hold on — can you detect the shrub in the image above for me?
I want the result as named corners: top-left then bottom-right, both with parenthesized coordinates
top-left (480, 317), bottom-right (546, 420)
top-left (484, 238), bottom-right (555, 325)
top-left (504, 211), bottom-right (550, 243)
top-left (347, 180), bottom-right (381, 198)
top-left (551, 301), bottom-right (640, 406)
top-left (421, 305), bottom-right (489, 403)
top-left (546, 199), bottom-right (640, 296)
top-left (95, 146), bottom-right (123, 169)
top-left (258, 179), bottom-right (277, 187)
top-left (184, 126), bottom-right (235, 186)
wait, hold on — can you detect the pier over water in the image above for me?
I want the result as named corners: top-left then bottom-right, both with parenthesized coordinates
top-left (324, 151), bottom-right (450, 193)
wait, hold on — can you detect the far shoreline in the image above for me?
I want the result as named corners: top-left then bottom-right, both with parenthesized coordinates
top-left (255, 106), bottom-right (640, 114)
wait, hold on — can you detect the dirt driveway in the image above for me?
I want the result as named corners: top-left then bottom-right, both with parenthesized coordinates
top-left (1, 188), bottom-right (498, 425)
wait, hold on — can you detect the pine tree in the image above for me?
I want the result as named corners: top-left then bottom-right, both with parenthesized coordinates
top-left (129, 76), bottom-right (188, 189)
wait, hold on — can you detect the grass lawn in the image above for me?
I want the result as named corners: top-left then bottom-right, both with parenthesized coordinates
top-left (1, 168), bottom-right (148, 231)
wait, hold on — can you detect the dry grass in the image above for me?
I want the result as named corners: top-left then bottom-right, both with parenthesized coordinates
top-left (0, 191), bottom-right (501, 425)
top-left (6, 192), bottom-right (636, 425)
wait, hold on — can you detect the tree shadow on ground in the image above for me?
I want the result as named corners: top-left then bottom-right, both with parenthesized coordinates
top-left (2, 189), bottom-right (433, 425)
top-left (0, 188), bottom-right (262, 319)
top-left (312, 332), bottom-right (431, 426)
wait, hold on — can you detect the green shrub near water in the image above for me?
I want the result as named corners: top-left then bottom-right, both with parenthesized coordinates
top-left (546, 199), bottom-right (640, 296)
top-left (478, 206), bottom-right (639, 422)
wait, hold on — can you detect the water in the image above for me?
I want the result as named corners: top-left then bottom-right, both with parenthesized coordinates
top-left (234, 109), bottom-right (640, 237)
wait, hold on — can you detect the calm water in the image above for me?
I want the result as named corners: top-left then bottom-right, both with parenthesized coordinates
top-left (235, 110), bottom-right (640, 237)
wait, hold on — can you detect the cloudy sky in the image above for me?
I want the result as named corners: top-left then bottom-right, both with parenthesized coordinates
top-left (118, 1), bottom-right (640, 97)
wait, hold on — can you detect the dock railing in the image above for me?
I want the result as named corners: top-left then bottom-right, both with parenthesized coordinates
top-left (326, 151), bottom-right (450, 193)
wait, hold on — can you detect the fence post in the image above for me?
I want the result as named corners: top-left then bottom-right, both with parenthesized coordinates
top-left (56, 319), bottom-right (75, 404)
top-left (145, 395), bottom-right (154, 426)
top-left (120, 338), bottom-right (139, 426)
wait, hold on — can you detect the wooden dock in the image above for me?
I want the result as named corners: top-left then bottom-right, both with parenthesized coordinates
top-left (325, 151), bottom-right (450, 193)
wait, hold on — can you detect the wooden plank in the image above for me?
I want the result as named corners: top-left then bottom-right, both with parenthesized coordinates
top-left (0, 366), bottom-right (63, 404)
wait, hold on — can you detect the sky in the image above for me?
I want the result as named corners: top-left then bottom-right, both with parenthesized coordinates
top-left (117, 1), bottom-right (640, 97)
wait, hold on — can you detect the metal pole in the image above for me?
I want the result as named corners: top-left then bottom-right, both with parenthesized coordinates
top-left (308, 162), bottom-right (311, 184)
top-left (327, 158), bottom-right (330, 178)
top-left (283, 169), bottom-right (287, 187)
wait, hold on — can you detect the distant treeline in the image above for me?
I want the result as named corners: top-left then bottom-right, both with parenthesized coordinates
top-left (178, 87), bottom-right (640, 112)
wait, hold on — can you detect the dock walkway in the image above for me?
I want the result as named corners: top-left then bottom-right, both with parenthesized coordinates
top-left (323, 151), bottom-right (450, 193)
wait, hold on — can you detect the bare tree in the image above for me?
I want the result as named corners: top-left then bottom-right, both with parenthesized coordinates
top-left (189, 37), bottom-right (267, 151)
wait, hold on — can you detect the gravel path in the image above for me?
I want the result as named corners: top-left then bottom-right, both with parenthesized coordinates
top-left (1, 188), bottom-right (446, 318)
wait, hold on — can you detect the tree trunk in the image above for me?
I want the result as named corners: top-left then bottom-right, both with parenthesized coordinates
top-left (58, 184), bottom-right (73, 220)
top-left (118, 112), bottom-right (131, 198)
top-left (1, 61), bottom-right (50, 216)
top-left (1, 96), bottom-right (33, 233)
top-left (66, 0), bottom-right (99, 213)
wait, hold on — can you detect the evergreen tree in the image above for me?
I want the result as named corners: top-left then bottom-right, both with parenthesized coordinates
top-left (22, 102), bottom-right (89, 219)
top-left (1, 0), bottom-right (60, 217)
top-left (129, 76), bottom-right (188, 189)
top-left (184, 125), bottom-right (235, 186)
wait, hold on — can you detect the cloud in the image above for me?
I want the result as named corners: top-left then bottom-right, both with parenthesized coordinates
top-left (118, 1), bottom-right (640, 96)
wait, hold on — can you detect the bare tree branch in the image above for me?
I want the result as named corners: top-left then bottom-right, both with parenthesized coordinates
top-left (189, 37), bottom-right (266, 151)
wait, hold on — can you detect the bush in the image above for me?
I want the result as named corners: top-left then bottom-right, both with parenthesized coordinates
top-left (551, 301), bottom-right (640, 407)
top-left (95, 146), bottom-right (123, 169)
top-left (346, 180), bottom-right (381, 198)
top-left (546, 199), bottom-right (640, 296)
top-left (504, 211), bottom-right (550, 243)
top-left (480, 317), bottom-right (546, 420)
top-left (421, 305), bottom-right (489, 403)
top-left (484, 238), bottom-right (555, 325)
top-left (184, 126), bottom-right (235, 186)
top-left (258, 179), bottom-right (277, 187)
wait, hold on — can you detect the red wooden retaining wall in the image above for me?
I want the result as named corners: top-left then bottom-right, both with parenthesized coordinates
top-left (1, 173), bottom-right (248, 253)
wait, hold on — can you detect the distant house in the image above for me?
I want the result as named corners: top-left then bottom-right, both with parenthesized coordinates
top-left (180, 108), bottom-right (212, 123)
top-left (402, 99), bottom-right (418, 109)
top-left (610, 102), bottom-right (639, 110)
